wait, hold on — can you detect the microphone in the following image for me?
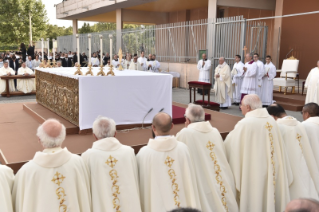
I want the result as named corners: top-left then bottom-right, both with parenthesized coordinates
top-left (286, 49), bottom-right (293, 59)
top-left (142, 108), bottom-right (153, 128)
top-left (159, 108), bottom-right (164, 112)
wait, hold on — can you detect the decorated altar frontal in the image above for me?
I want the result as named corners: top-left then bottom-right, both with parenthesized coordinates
top-left (35, 67), bottom-right (173, 130)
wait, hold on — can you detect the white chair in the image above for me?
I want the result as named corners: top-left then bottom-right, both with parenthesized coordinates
top-left (273, 56), bottom-right (299, 95)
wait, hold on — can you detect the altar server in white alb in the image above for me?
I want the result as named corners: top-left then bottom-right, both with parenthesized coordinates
top-left (12, 119), bottom-right (91, 212)
top-left (129, 54), bottom-right (143, 71)
top-left (254, 53), bottom-right (265, 98)
top-left (112, 54), bottom-right (121, 68)
top-left (301, 103), bottom-right (319, 171)
top-left (147, 54), bottom-right (160, 72)
top-left (232, 55), bottom-right (245, 105)
top-left (214, 57), bottom-right (232, 109)
top-left (0, 165), bottom-right (14, 212)
top-left (267, 104), bottom-right (319, 200)
top-left (17, 62), bottom-right (35, 93)
top-left (225, 94), bottom-right (291, 212)
top-left (138, 51), bottom-right (147, 71)
top-left (262, 55), bottom-right (277, 106)
top-left (137, 113), bottom-right (201, 212)
top-left (176, 104), bottom-right (238, 212)
top-left (197, 53), bottom-right (212, 95)
top-left (305, 61), bottom-right (319, 104)
top-left (91, 52), bottom-right (100, 67)
top-left (0, 61), bottom-right (15, 93)
top-left (82, 117), bottom-right (141, 212)
top-left (241, 53), bottom-right (258, 101)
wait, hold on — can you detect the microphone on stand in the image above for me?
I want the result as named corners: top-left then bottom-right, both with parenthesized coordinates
top-left (286, 49), bottom-right (293, 59)
top-left (142, 108), bottom-right (153, 128)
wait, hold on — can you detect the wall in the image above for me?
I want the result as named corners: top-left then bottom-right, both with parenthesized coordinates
top-left (279, 0), bottom-right (319, 79)
top-left (168, 7), bottom-right (208, 23)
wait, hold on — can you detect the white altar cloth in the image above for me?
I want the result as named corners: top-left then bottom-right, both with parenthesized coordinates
top-left (36, 67), bottom-right (173, 130)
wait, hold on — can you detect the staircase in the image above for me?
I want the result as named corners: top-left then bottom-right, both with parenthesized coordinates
top-left (273, 92), bottom-right (305, 111)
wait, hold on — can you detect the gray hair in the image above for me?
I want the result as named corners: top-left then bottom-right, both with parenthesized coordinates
top-left (36, 119), bottom-right (66, 148)
top-left (242, 94), bottom-right (262, 110)
top-left (219, 57), bottom-right (225, 61)
top-left (185, 103), bottom-right (205, 122)
top-left (246, 53), bottom-right (253, 58)
top-left (93, 116), bottom-right (116, 139)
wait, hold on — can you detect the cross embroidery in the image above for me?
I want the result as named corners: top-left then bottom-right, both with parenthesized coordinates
top-left (296, 133), bottom-right (303, 150)
top-left (265, 122), bottom-right (273, 132)
top-left (51, 172), bottom-right (66, 186)
top-left (206, 141), bottom-right (215, 151)
top-left (165, 156), bottom-right (175, 168)
top-left (106, 155), bottom-right (118, 168)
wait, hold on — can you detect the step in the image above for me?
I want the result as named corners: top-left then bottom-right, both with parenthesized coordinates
top-left (273, 101), bottom-right (303, 112)
top-left (273, 95), bottom-right (305, 105)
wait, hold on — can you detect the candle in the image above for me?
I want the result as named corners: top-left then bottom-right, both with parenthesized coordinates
top-left (109, 34), bottom-right (113, 61)
top-left (99, 34), bottom-right (103, 64)
top-left (41, 38), bottom-right (44, 61)
top-left (76, 34), bottom-right (80, 66)
top-left (52, 39), bottom-right (55, 61)
top-left (88, 34), bottom-right (92, 65)
top-left (46, 38), bottom-right (49, 56)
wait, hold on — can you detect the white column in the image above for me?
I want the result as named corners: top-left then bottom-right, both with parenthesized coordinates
top-left (76, 34), bottom-right (80, 65)
top-left (46, 38), bottom-right (50, 55)
top-left (109, 34), bottom-right (113, 61)
top-left (116, 9), bottom-right (123, 52)
top-left (72, 19), bottom-right (78, 35)
top-left (207, 0), bottom-right (217, 60)
top-left (99, 35), bottom-right (103, 64)
top-left (41, 38), bottom-right (44, 61)
top-left (52, 39), bottom-right (55, 61)
top-left (88, 34), bottom-right (92, 65)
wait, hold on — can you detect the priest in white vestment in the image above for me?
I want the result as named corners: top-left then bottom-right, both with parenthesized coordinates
top-left (91, 53), bottom-right (100, 67)
top-left (17, 62), bottom-right (35, 93)
top-left (82, 117), bottom-right (141, 212)
top-left (225, 94), bottom-right (291, 212)
top-left (267, 104), bottom-right (319, 200)
top-left (197, 53), bottom-right (212, 95)
top-left (112, 55), bottom-right (121, 68)
top-left (285, 198), bottom-right (319, 211)
top-left (138, 51), bottom-right (147, 71)
top-left (147, 54), bottom-right (161, 72)
top-left (302, 103), bottom-right (319, 171)
top-left (232, 55), bottom-right (245, 104)
top-left (254, 53), bottom-right (265, 98)
top-left (129, 55), bottom-right (143, 71)
top-left (0, 165), bottom-right (14, 212)
top-left (262, 55), bottom-right (277, 106)
top-left (0, 61), bottom-right (15, 93)
top-left (137, 113), bottom-right (201, 212)
top-left (241, 53), bottom-right (258, 101)
top-left (214, 57), bottom-right (232, 109)
top-left (305, 61), bottom-right (319, 104)
top-left (123, 54), bottom-right (132, 70)
top-left (176, 104), bottom-right (238, 212)
top-left (12, 119), bottom-right (91, 212)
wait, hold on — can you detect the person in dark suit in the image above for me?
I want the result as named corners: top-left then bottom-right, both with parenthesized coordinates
top-left (27, 44), bottom-right (35, 59)
top-left (9, 55), bottom-right (20, 88)
top-left (103, 52), bottom-right (110, 66)
top-left (62, 54), bottom-right (72, 67)
top-left (20, 43), bottom-right (26, 62)
top-left (73, 52), bottom-right (84, 67)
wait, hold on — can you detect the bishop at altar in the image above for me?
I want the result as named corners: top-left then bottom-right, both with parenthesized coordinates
top-left (232, 55), bottom-right (244, 104)
top-left (82, 117), bottom-right (141, 212)
top-left (214, 57), bottom-right (232, 108)
top-left (225, 94), bottom-right (291, 212)
top-left (137, 113), bottom-right (201, 212)
top-left (12, 119), bottom-right (91, 212)
top-left (305, 61), bottom-right (319, 104)
top-left (0, 165), bottom-right (14, 212)
top-left (176, 104), bottom-right (238, 212)
top-left (0, 61), bottom-right (15, 93)
top-left (17, 62), bottom-right (35, 94)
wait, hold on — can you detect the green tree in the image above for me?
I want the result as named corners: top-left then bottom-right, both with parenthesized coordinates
top-left (78, 22), bottom-right (93, 34)
top-left (45, 24), bottom-right (73, 48)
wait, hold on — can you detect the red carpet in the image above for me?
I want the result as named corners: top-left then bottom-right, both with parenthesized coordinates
top-left (172, 105), bottom-right (211, 124)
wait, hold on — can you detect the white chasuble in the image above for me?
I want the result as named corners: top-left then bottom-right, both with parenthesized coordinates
top-left (81, 137), bottom-right (141, 212)
top-left (302, 117), bottom-right (319, 171)
top-left (197, 59), bottom-right (212, 83)
top-left (123, 59), bottom-right (131, 70)
top-left (232, 61), bottom-right (245, 103)
top-left (256, 60), bottom-right (265, 98)
top-left (148, 60), bottom-right (161, 72)
top-left (277, 116), bottom-right (319, 200)
top-left (91, 57), bottom-right (100, 66)
top-left (0, 165), bottom-right (14, 212)
top-left (17, 67), bottom-right (35, 93)
top-left (129, 61), bottom-right (143, 71)
top-left (138, 57), bottom-right (147, 71)
top-left (176, 122), bottom-right (238, 212)
top-left (240, 61), bottom-right (258, 94)
top-left (214, 62), bottom-right (232, 106)
top-left (12, 148), bottom-right (91, 212)
top-left (0, 67), bottom-right (15, 93)
top-left (305, 67), bottom-right (319, 104)
top-left (224, 108), bottom-right (291, 212)
top-left (262, 62), bottom-right (276, 105)
top-left (137, 136), bottom-right (201, 212)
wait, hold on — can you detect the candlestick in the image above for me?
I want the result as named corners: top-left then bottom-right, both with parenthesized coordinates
top-left (109, 34), bottom-right (113, 61)
top-left (52, 39), bottom-right (55, 62)
top-left (99, 34), bottom-right (103, 65)
top-left (46, 38), bottom-right (49, 56)
top-left (88, 34), bottom-right (92, 66)
top-left (41, 38), bottom-right (44, 61)
top-left (76, 34), bottom-right (80, 67)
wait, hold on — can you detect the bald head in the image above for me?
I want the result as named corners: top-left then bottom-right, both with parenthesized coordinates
top-left (285, 198), bottom-right (319, 212)
top-left (37, 119), bottom-right (66, 149)
top-left (152, 112), bottom-right (173, 136)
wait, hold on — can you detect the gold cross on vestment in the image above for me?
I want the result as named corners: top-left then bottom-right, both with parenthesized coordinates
top-left (265, 122), bottom-right (273, 132)
top-left (165, 156), bottom-right (175, 168)
top-left (51, 171), bottom-right (66, 186)
top-left (296, 133), bottom-right (303, 150)
top-left (106, 155), bottom-right (118, 168)
top-left (206, 141), bottom-right (215, 151)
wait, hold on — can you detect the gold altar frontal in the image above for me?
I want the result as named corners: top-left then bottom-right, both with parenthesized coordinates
top-left (35, 70), bottom-right (79, 126)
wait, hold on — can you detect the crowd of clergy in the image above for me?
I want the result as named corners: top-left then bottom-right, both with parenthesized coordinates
top-left (1, 93), bottom-right (319, 212)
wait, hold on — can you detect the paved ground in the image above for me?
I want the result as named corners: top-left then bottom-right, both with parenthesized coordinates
top-left (0, 88), bottom-right (303, 121)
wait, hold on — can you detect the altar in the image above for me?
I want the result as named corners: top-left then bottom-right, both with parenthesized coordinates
top-left (35, 67), bottom-right (173, 130)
